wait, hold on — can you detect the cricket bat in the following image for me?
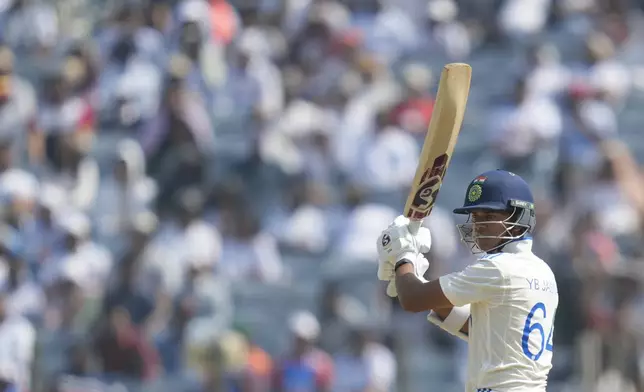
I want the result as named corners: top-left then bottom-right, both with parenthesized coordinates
top-left (404, 63), bottom-right (472, 235)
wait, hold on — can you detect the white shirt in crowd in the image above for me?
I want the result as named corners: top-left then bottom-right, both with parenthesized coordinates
top-left (0, 76), bottom-right (36, 166)
top-left (140, 220), bottom-right (222, 297)
top-left (0, 315), bottom-right (36, 390)
top-left (5, 281), bottom-right (45, 321)
top-left (498, 0), bottom-right (552, 38)
top-left (0, 259), bottom-right (45, 321)
top-left (271, 204), bottom-right (330, 254)
top-left (354, 126), bottom-right (419, 192)
top-left (488, 97), bottom-right (562, 159)
top-left (2, 1), bottom-right (58, 50)
top-left (439, 239), bottom-right (559, 392)
top-left (219, 231), bottom-right (284, 283)
top-left (333, 342), bottom-right (397, 392)
top-left (338, 203), bottom-right (398, 262)
top-left (526, 63), bottom-right (571, 99)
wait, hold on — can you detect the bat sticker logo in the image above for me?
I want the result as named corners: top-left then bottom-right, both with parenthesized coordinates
top-left (381, 234), bottom-right (391, 247)
top-left (408, 154), bottom-right (449, 219)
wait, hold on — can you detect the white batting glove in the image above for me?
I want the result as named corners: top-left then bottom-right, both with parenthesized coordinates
top-left (377, 215), bottom-right (432, 265)
top-left (376, 215), bottom-right (432, 297)
top-left (383, 253), bottom-right (430, 297)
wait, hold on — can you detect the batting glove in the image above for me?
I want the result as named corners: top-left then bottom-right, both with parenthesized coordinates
top-left (376, 215), bottom-right (432, 297)
top-left (381, 253), bottom-right (430, 297)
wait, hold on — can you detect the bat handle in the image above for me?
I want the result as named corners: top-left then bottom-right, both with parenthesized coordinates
top-left (408, 219), bottom-right (423, 235)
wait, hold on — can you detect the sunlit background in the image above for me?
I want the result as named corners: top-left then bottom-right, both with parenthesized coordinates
top-left (0, 0), bottom-right (643, 391)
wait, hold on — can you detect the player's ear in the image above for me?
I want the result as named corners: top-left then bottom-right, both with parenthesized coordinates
top-left (507, 221), bottom-right (528, 238)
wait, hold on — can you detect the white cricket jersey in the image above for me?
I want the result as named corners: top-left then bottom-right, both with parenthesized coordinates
top-left (439, 239), bottom-right (559, 392)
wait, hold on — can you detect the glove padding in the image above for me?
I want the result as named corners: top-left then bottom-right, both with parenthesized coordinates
top-left (376, 215), bottom-right (432, 297)
top-left (381, 253), bottom-right (430, 297)
top-left (377, 216), bottom-right (432, 263)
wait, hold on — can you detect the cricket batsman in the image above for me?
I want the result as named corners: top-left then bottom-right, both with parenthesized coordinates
top-left (377, 169), bottom-right (559, 392)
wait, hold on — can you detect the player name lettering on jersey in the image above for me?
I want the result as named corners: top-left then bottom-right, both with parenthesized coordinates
top-left (526, 278), bottom-right (558, 295)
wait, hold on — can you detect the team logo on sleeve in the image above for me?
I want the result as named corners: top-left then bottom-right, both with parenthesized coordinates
top-left (468, 184), bottom-right (482, 202)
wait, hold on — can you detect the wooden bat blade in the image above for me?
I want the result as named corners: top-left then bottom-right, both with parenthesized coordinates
top-left (404, 63), bottom-right (472, 225)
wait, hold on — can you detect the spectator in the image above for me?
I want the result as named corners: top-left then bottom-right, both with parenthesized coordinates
top-left (332, 326), bottom-right (397, 392)
top-left (139, 188), bottom-right (222, 297)
top-left (352, 110), bottom-right (420, 194)
top-left (0, 138), bottom-right (14, 175)
top-left (236, 328), bottom-right (274, 392)
top-left (390, 63), bottom-right (435, 135)
top-left (237, 32), bottom-right (285, 122)
top-left (0, 44), bottom-right (38, 167)
top-left (140, 60), bottom-right (213, 205)
top-left (583, 31), bottom-right (631, 107)
top-left (62, 43), bottom-right (98, 101)
top-left (117, 211), bottom-right (158, 275)
top-left (43, 130), bottom-right (99, 212)
top-left (40, 211), bottom-right (112, 302)
top-left (50, 342), bottom-right (99, 392)
top-left (94, 306), bottom-right (160, 381)
top-left (211, 45), bottom-right (264, 175)
top-left (1, 246), bottom-right (45, 323)
top-left (260, 97), bottom-right (335, 177)
top-left (219, 202), bottom-right (284, 283)
top-left (96, 4), bottom-right (164, 129)
top-left (334, 186), bottom-right (398, 263)
top-left (102, 252), bottom-right (154, 327)
top-left (267, 180), bottom-right (333, 255)
top-left (0, 286), bottom-right (36, 391)
top-left (186, 337), bottom-right (234, 392)
top-left (556, 84), bottom-right (617, 200)
top-left (524, 43), bottom-right (571, 99)
top-left (274, 311), bottom-right (334, 392)
top-left (367, 2), bottom-right (422, 62)
top-left (152, 291), bottom-right (193, 375)
top-left (2, 0), bottom-right (59, 56)
top-left (175, 236), bottom-right (233, 360)
top-left (0, 168), bottom-right (39, 229)
top-left (22, 183), bottom-right (66, 271)
top-left (318, 281), bottom-right (371, 356)
top-left (487, 77), bottom-right (562, 181)
top-left (498, 0), bottom-right (552, 42)
top-left (37, 69), bottom-right (95, 171)
top-left (427, 0), bottom-right (472, 60)
top-left (185, 329), bottom-right (259, 391)
top-left (93, 139), bottom-right (157, 247)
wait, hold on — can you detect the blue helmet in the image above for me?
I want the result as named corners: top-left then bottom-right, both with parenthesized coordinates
top-left (454, 170), bottom-right (536, 253)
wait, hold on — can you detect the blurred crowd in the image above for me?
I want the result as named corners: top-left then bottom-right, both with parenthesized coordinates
top-left (1, 0), bottom-right (644, 391)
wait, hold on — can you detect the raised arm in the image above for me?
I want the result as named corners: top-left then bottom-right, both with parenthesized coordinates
top-left (395, 262), bottom-right (470, 339)
top-left (394, 262), bottom-right (452, 312)
top-left (377, 217), bottom-right (491, 341)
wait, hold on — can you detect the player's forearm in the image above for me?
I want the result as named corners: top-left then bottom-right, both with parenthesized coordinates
top-left (395, 262), bottom-right (452, 312)
top-left (395, 271), bottom-right (427, 312)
